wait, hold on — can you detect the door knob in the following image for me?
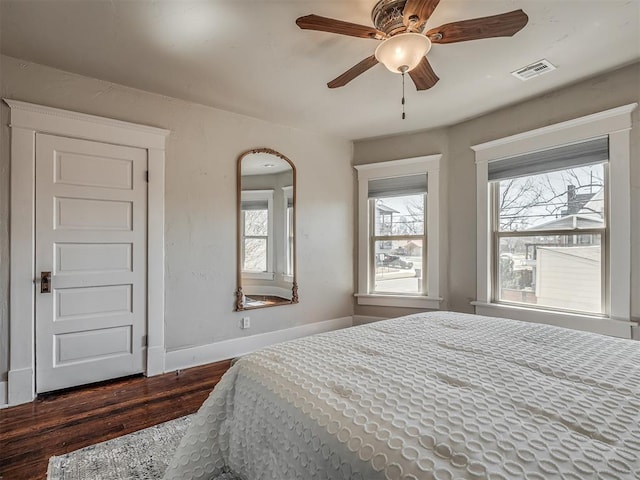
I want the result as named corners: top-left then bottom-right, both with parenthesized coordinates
top-left (41, 271), bottom-right (52, 293)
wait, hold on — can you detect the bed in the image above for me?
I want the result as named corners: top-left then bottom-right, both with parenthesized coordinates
top-left (163, 311), bottom-right (640, 479)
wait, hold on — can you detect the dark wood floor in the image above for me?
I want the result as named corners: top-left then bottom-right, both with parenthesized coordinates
top-left (0, 360), bottom-right (232, 480)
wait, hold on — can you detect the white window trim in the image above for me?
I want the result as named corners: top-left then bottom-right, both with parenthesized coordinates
top-left (282, 185), bottom-right (294, 281)
top-left (472, 103), bottom-right (638, 338)
top-left (243, 272), bottom-right (275, 280)
top-left (354, 155), bottom-right (442, 309)
top-left (241, 189), bottom-right (274, 278)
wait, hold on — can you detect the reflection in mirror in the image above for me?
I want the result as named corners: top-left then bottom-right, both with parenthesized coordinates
top-left (235, 148), bottom-right (297, 311)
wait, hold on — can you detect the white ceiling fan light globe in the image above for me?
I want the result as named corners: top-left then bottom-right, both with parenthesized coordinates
top-left (375, 33), bottom-right (432, 73)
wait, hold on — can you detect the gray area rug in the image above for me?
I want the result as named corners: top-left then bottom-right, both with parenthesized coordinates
top-left (47, 415), bottom-right (239, 480)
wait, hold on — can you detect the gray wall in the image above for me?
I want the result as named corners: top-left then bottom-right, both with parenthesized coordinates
top-left (0, 55), bottom-right (354, 382)
top-left (447, 62), bottom-right (639, 315)
top-left (354, 62), bottom-right (640, 320)
top-left (1, 54), bottom-right (638, 386)
top-left (352, 128), bottom-right (450, 318)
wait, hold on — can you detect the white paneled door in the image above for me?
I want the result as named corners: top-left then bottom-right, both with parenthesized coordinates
top-left (35, 134), bottom-right (148, 393)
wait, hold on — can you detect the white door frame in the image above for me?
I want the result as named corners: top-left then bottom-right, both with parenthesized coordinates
top-left (5, 99), bottom-right (169, 406)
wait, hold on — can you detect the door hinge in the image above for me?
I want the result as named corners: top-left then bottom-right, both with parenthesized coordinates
top-left (142, 335), bottom-right (148, 347)
top-left (145, 171), bottom-right (149, 183)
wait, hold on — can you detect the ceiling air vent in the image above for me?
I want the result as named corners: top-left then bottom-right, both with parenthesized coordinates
top-left (511, 59), bottom-right (556, 81)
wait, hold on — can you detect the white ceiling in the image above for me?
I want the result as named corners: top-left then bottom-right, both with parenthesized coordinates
top-left (241, 152), bottom-right (292, 176)
top-left (1, 1), bottom-right (639, 141)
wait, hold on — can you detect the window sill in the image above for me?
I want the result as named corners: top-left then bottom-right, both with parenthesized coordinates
top-left (242, 272), bottom-right (275, 280)
top-left (356, 294), bottom-right (442, 309)
top-left (471, 301), bottom-right (637, 339)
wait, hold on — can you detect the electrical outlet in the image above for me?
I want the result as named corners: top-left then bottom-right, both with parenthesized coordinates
top-left (241, 317), bottom-right (250, 329)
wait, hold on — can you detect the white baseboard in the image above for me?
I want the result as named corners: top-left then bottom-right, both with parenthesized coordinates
top-left (165, 316), bottom-right (353, 373)
top-left (353, 315), bottom-right (387, 326)
top-left (0, 381), bottom-right (7, 409)
top-left (8, 367), bottom-right (34, 406)
top-left (146, 345), bottom-right (165, 377)
top-left (632, 323), bottom-right (640, 341)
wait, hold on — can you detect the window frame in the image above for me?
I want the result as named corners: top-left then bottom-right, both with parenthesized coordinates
top-left (490, 165), bottom-right (609, 316)
top-left (241, 189), bottom-right (274, 280)
top-left (473, 103), bottom-right (637, 338)
top-left (369, 194), bottom-right (427, 295)
top-left (354, 155), bottom-right (442, 309)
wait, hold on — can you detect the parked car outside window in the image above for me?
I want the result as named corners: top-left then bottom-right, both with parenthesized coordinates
top-left (377, 253), bottom-right (413, 269)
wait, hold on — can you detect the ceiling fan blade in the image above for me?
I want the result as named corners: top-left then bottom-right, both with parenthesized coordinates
top-left (403, 0), bottom-right (441, 26)
top-left (427, 9), bottom-right (529, 44)
top-left (296, 14), bottom-right (385, 40)
top-left (408, 57), bottom-right (439, 91)
top-left (328, 55), bottom-right (379, 88)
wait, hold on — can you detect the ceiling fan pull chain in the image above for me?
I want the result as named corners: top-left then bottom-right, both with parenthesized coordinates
top-left (401, 70), bottom-right (406, 120)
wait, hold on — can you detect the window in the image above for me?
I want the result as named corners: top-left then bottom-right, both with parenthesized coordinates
top-left (355, 155), bottom-right (441, 309)
top-left (473, 104), bottom-right (636, 338)
top-left (241, 190), bottom-right (274, 279)
top-left (490, 138), bottom-right (608, 315)
top-left (370, 175), bottom-right (426, 295)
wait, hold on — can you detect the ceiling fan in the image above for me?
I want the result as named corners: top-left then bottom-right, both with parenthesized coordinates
top-left (296, 0), bottom-right (529, 91)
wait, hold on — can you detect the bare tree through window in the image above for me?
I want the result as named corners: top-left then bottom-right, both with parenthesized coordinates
top-left (243, 209), bottom-right (268, 272)
top-left (495, 163), bottom-right (606, 313)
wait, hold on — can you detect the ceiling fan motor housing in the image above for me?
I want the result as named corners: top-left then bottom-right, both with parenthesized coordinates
top-left (372, 0), bottom-right (425, 36)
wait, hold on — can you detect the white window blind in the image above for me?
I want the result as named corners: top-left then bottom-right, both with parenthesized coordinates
top-left (368, 173), bottom-right (427, 198)
top-left (488, 136), bottom-right (609, 181)
top-left (241, 199), bottom-right (268, 210)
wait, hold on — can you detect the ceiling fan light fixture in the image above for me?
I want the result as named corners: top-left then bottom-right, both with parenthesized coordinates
top-left (374, 32), bottom-right (431, 73)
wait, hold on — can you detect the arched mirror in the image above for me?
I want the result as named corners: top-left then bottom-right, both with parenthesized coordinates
top-left (235, 148), bottom-right (297, 311)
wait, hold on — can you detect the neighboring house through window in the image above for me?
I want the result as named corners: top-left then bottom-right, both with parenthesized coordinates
top-left (473, 104), bottom-right (636, 338)
top-left (355, 155), bottom-right (441, 309)
top-left (370, 175), bottom-right (426, 295)
top-left (491, 137), bottom-right (608, 315)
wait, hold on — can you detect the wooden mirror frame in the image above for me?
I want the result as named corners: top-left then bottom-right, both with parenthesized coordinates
top-left (235, 148), bottom-right (298, 311)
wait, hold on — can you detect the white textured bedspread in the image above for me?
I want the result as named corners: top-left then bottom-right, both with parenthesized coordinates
top-left (163, 311), bottom-right (640, 479)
